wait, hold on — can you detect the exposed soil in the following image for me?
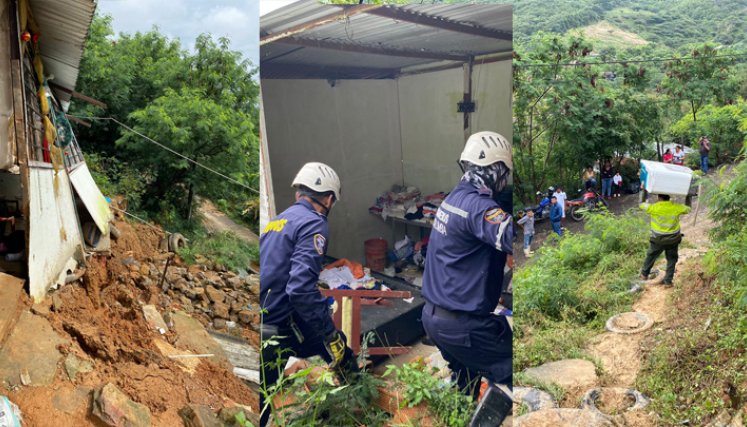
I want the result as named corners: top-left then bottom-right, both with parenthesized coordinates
top-left (7, 216), bottom-right (258, 426)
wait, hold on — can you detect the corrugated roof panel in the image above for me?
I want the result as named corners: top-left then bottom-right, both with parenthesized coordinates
top-left (260, 1), bottom-right (512, 79)
top-left (28, 0), bottom-right (96, 100)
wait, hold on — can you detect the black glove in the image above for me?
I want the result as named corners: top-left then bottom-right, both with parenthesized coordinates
top-left (323, 330), bottom-right (348, 369)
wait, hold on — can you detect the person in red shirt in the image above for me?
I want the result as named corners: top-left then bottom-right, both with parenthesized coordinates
top-left (662, 148), bottom-right (673, 164)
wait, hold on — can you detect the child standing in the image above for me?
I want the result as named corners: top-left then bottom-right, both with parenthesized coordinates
top-left (517, 210), bottom-right (535, 257)
top-left (613, 172), bottom-right (623, 198)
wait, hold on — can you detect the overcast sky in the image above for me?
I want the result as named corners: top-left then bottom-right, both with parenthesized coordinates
top-left (97, 0), bottom-right (260, 66)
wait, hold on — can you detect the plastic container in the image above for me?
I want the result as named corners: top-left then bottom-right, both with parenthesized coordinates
top-left (364, 238), bottom-right (388, 271)
top-left (639, 160), bottom-right (693, 196)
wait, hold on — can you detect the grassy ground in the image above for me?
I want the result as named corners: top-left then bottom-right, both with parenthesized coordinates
top-left (514, 211), bottom-right (649, 397)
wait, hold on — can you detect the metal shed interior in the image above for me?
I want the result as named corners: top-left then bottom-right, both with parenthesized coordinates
top-left (260, 1), bottom-right (513, 261)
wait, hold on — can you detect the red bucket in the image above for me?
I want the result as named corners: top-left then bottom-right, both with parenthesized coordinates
top-left (364, 238), bottom-right (388, 271)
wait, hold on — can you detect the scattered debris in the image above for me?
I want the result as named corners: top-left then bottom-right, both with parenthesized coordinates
top-left (2, 218), bottom-right (258, 425)
top-left (92, 383), bottom-right (152, 427)
top-left (178, 404), bottom-right (222, 427)
top-left (0, 311), bottom-right (66, 387)
top-left (63, 353), bottom-right (94, 381)
top-left (142, 304), bottom-right (169, 333)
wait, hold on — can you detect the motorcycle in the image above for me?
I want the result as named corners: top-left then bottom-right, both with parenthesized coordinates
top-left (566, 188), bottom-right (609, 222)
top-left (516, 190), bottom-right (552, 222)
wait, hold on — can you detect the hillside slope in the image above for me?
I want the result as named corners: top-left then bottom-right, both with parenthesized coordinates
top-left (513, 0), bottom-right (747, 50)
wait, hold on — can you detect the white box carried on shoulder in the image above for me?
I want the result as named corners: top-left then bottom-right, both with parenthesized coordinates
top-left (640, 160), bottom-right (693, 196)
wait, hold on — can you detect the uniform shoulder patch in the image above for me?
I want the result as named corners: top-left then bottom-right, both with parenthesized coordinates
top-left (313, 233), bottom-right (327, 255)
top-left (484, 207), bottom-right (506, 224)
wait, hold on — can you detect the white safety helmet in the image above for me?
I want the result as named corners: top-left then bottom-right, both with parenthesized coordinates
top-left (292, 162), bottom-right (342, 201)
top-left (460, 131), bottom-right (512, 171)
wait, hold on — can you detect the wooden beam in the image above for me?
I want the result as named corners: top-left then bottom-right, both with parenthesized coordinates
top-left (367, 7), bottom-right (512, 41)
top-left (48, 81), bottom-right (107, 109)
top-left (65, 114), bottom-right (91, 128)
top-left (260, 4), bottom-right (382, 46)
top-left (260, 63), bottom-right (399, 80)
top-left (279, 36), bottom-right (470, 62)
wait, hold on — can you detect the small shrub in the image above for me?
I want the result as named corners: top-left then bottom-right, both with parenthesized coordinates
top-left (383, 361), bottom-right (476, 427)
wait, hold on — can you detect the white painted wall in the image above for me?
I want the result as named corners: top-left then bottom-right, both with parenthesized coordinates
top-left (398, 61), bottom-right (513, 195)
top-left (261, 60), bottom-right (512, 262)
top-left (28, 167), bottom-right (84, 301)
top-left (261, 79), bottom-right (403, 260)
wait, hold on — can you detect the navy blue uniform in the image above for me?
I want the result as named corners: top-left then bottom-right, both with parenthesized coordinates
top-left (421, 180), bottom-right (514, 395)
top-left (259, 198), bottom-right (346, 427)
top-left (260, 198), bottom-right (335, 337)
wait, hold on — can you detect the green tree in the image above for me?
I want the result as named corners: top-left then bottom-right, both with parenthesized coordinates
top-left (670, 99), bottom-right (747, 164)
top-left (71, 15), bottom-right (260, 224)
top-left (662, 44), bottom-right (737, 125)
top-left (118, 88), bottom-right (257, 219)
top-left (72, 16), bottom-right (188, 155)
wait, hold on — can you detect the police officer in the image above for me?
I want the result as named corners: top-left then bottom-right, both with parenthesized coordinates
top-left (421, 131), bottom-right (514, 401)
top-left (639, 194), bottom-right (691, 285)
top-left (259, 162), bottom-right (358, 427)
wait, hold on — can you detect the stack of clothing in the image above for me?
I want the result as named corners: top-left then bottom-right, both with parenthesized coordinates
top-left (318, 258), bottom-right (388, 291)
top-left (369, 185), bottom-right (446, 222)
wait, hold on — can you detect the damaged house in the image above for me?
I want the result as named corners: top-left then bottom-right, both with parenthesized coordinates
top-left (1, 0), bottom-right (112, 301)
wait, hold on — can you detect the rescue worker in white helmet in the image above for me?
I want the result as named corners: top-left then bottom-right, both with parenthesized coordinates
top-left (259, 162), bottom-right (358, 427)
top-left (421, 131), bottom-right (514, 413)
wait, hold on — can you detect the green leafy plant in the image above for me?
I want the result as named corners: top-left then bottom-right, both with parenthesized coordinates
top-left (260, 332), bottom-right (389, 427)
top-left (382, 361), bottom-right (476, 427)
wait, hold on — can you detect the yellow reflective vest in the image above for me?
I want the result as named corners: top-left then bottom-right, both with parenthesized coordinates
top-left (639, 201), bottom-right (691, 236)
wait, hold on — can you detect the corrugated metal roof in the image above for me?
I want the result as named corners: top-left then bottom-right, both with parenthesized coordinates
top-left (260, 1), bottom-right (512, 79)
top-left (29, 0), bottom-right (96, 101)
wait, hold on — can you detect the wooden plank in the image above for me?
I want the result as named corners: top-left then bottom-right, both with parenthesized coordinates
top-left (10, 59), bottom-right (30, 277)
top-left (48, 81), bottom-right (107, 109)
top-left (321, 289), bottom-right (411, 299)
top-left (65, 114), bottom-right (91, 128)
top-left (368, 347), bottom-right (412, 356)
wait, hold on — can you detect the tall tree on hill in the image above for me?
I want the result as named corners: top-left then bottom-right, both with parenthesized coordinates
top-left (662, 44), bottom-right (737, 126)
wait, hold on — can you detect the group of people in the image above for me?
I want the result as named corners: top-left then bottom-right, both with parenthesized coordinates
top-left (589, 162), bottom-right (624, 199)
top-left (259, 131), bottom-right (514, 426)
top-left (661, 136), bottom-right (711, 173)
top-left (517, 186), bottom-right (568, 256)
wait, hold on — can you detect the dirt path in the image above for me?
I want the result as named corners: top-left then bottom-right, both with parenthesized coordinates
top-left (198, 198), bottom-right (258, 243)
top-left (578, 200), bottom-right (715, 426)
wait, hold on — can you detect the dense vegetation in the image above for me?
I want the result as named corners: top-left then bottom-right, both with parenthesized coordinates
top-left (72, 16), bottom-right (260, 230)
top-left (513, 0), bottom-right (747, 50)
top-left (513, 1), bottom-right (747, 423)
top-left (514, 213), bottom-right (647, 374)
